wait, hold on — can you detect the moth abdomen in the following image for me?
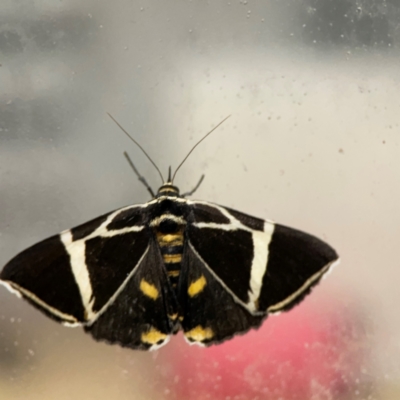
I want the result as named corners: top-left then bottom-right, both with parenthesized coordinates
top-left (151, 210), bottom-right (187, 290)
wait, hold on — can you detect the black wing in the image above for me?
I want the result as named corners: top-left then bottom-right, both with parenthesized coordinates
top-left (0, 205), bottom-right (176, 349)
top-left (178, 241), bottom-right (265, 346)
top-left (179, 201), bottom-right (338, 345)
top-left (86, 239), bottom-right (178, 350)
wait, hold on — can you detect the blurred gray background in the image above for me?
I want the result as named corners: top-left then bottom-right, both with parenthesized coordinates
top-left (1, 0), bottom-right (399, 399)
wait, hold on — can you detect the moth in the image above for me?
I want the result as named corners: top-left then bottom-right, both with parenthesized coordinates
top-left (0, 116), bottom-right (339, 350)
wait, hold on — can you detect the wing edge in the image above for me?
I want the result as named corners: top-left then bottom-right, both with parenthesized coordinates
top-left (267, 257), bottom-right (340, 314)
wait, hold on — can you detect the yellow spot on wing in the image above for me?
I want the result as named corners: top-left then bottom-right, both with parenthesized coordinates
top-left (185, 326), bottom-right (214, 342)
top-left (139, 279), bottom-right (159, 300)
top-left (141, 327), bottom-right (167, 345)
top-left (188, 275), bottom-right (207, 297)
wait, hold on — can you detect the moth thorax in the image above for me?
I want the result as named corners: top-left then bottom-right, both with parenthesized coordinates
top-left (156, 184), bottom-right (180, 198)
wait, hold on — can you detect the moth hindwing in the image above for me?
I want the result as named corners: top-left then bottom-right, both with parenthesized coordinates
top-left (0, 183), bottom-right (339, 350)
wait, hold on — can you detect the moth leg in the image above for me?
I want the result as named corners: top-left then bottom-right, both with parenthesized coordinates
top-left (181, 175), bottom-right (205, 197)
top-left (124, 151), bottom-right (155, 198)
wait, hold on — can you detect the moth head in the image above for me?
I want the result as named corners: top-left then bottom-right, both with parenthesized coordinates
top-left (155, 166), bottom-right (180, 197)
top-left (156, 183), bottom-right (180, 198)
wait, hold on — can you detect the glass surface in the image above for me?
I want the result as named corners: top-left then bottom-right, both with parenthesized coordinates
top-left (0, 1), bottom-right (399, 399)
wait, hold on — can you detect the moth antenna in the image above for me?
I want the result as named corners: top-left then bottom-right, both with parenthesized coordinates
top-left (107, 113), bottom-right (165, 184)
top-left (171, 115), bottom-right (231, 183)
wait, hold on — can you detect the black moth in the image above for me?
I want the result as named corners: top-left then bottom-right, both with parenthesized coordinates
top-left (0, 117), bottom-right (339, 350)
